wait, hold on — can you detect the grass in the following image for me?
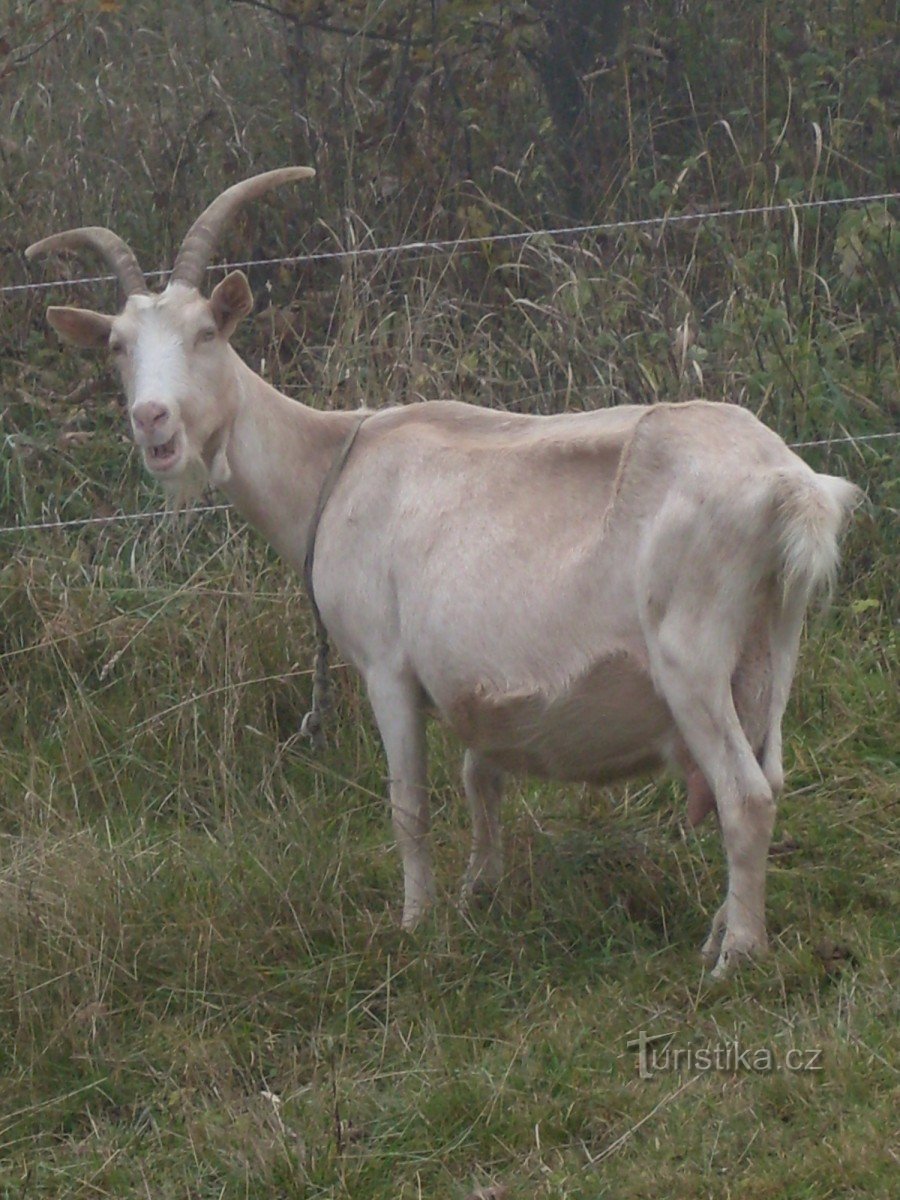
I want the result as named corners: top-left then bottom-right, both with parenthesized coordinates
top-left (2, 245), bottom-right (897, 1198)
top-left (0, 455), bottom-right (897, 1197)
top-left (2, 199), bottom-right (898, 1200)
top-left (1, 2), bottom-right (898, 1194)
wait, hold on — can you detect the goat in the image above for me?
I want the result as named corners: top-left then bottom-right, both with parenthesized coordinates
top-left (27, 167), bottom-right (862, 978)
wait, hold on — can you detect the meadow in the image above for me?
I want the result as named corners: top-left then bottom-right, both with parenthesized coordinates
top-left (1, 2), bottom-right (897, 1196)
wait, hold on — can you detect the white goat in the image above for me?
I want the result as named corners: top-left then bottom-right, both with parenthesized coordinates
top-left (28, 168), bottom-right (861, 977)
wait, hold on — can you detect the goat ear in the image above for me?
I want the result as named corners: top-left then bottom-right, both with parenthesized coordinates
top-left (210, 270), bottom-right (254, 338)
top-left (46, 306), bottom-right (113, 349)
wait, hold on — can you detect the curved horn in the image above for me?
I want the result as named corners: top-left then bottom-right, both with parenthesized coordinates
top-left (170, 166), bottom-right (316, 289)
top-left (25, 227), bottom-right (148, 296)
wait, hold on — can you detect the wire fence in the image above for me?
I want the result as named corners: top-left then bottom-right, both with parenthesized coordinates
top-left (3, 191), bottom-right (897, 296)
top-left (2, 187), bottom-right (897, 539)
top-left (0, 430), bottom-right (895, 541)
top-left (0, 504), bottom-right (232, 538)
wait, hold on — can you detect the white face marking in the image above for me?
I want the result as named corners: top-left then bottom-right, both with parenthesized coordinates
top-left (131, 308), bottom-right (190, 412)
top-left (110, 286), bottom-right (234, 500)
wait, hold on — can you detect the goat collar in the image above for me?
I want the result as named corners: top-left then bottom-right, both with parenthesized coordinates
top-left (300, 412), bottom-right (371, 748)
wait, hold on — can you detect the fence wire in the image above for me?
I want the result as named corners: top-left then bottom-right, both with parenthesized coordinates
top-left (3, 188), bottom-right (896, 538)
top-left (3, 191), bottom-right (897, 296)
top-left (0, 431), bottom-right (895, 540)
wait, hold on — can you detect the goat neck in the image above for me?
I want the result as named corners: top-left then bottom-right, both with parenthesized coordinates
top-left (222, 357), bottom-right (365, 568)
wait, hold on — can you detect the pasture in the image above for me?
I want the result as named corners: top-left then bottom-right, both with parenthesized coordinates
top-left (1, 2), bottom-right (897, 1196)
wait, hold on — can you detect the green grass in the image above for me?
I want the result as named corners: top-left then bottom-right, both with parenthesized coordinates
top-left (2, 257), bottom-right (897, 1200)
top-left (0, 496), bottom-right (897, 1197)
top-left (1, 4), bottom-right (897, 1191)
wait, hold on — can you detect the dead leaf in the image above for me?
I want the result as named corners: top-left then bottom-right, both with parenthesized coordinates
top-left (768, 836), bottom-right (801, 858)
top-left (57, 430), bottom-right (94, 449)
top-left (815, 940), bottom-right (859, 976)
top-left (63, 378), bottom-right (100, 405)
top-left (73, 1001), bottom-right (109, 1024)
top-left (465, 1186), bottom-right (509, 1200)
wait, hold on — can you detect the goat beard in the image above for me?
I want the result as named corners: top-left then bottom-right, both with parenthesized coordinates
top-left (159, 445), bottom-right (211, 511)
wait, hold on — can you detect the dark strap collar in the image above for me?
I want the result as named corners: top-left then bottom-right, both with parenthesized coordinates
top-left (300, 413), bottom-right (370, 748)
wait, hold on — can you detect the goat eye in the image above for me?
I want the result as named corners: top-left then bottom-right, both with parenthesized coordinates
top-left (109, 341), bottom-right (126, 357)
top-left (196, 329), bottom-right (216, 345)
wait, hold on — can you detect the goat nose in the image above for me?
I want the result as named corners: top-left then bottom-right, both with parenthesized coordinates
top-left (132, 401), bottom-right (170, 434)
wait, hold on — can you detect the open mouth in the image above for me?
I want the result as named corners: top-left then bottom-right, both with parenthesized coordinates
top-left (144, 433), bottom-right (181, 473)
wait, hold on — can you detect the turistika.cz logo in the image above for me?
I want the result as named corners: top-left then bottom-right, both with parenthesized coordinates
top-left (626, 1031), bottom-right (824, 1079)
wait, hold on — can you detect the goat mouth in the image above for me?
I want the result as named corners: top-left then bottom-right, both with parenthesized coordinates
top-left (144, 433), bottom-right (181, 473)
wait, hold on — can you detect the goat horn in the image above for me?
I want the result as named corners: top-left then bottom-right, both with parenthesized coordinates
top-left (25, 227), bottom-right (148, 297)
top-left (170, 166), bottom-right (316, 289)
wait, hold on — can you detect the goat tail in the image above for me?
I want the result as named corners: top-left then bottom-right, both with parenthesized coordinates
top-left (774, 469), bottom-right (863, 606)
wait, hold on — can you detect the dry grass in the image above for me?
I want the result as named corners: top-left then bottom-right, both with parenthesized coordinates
top-left (0, 348), bottom-right (895, 1199)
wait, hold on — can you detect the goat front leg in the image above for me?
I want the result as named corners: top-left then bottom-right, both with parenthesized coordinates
top-left (366, 670), bottom-right (435, 929)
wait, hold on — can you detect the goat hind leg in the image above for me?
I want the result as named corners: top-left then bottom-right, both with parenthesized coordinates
top-left (654, 641), bottom-right (776, 976)
top-left (461, 750), bottom-right (505, 903)
top-left (759, 590), bottom-right (807, 799)
top-left (701, 900), bottom-right (728, 967)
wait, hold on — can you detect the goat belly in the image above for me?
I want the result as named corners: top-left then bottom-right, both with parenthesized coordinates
top-left (442, 653), bottom-right (672, 784)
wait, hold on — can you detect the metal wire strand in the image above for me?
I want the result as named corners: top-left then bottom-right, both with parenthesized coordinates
top-left (5, 191), bottom-right (897, 296)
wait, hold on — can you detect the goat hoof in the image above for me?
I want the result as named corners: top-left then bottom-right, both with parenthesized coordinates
top-left (701, 929), bottom-right (727, 968)
top-left (710, 932), bottom-right (768, 979)
top-left (400, 908), bottom-right (423, 932)
top-left (710, 948), bottom-right (755, 980)
top-left (701, 942), bottom-right (722, 970)
top-left (400, 894), bottom-right (435, 932)
top-left (459, 876), bottom-right (499, 915)
top-left (700, 910), bottom-right (728, 966)
top-left (461, 868), bottom-right (501, 899)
